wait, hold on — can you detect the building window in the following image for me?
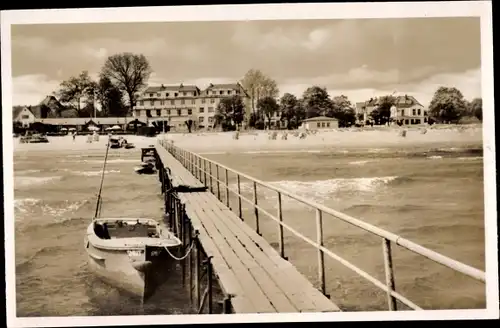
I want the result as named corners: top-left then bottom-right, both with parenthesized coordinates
top-left (424, 111), bottom-right (428, 116)
top-left (201, 98), bottom-right (206, 104)
top-left (317, 122), bottom-right (321, 127)
top-left (327, 122), bottom-right (330, 127)
top-left (412, 109), bottom-right (416, 116)
top-left (156, 109), bottom-right (161, 116)
top-left (191, 99), bottom-right (195, 104)
top-left (210, 98), bottom-right (215, 104)
top-left (177, 109), bottom-right (181, 116)
top-left (171, 100), bottom-right (175, 105)
top-left (199, 117), bottom-right (204, 123)
top-left (166, 93), bottom-right (169, 97)
top-left (410, 119), bottom-right (415, 124)
top-left (160, 100), bottom-right (164, 106)
top-left (181, 99), bottom-right (185, 105)
top-left (227, 90), bottom-right (231, 95)
top-left (175, 93), bottom-right (178, 97)
top-left (156, 93), bottom-right (160, 97)
top-left (208, 117), bottom-right (214, 123)
top-left (139, 100), bottom-right (144, 106)
top-left (208, 107), bottom-right (214, 113)
top-left (401, 109), bottom-right (405, 116)
top-left (424, 117), bottom-right (427, 123)
top-left (405, 119), bottom-right (409, 125)
top-left (146, 110), bottom-right (152, 118)
top-left (199, 108), bottom-right (205, 113)
top-left (416, 119), bottom-right (421, 124)
top-left (220, 90), bottom-right (224, 95)
top-left (21, 115), bottom-right (30, 119)
top-left (150, 101), bottom-right (154, 106)
top-left (183, 92), bottom-right (187, 96)
top-left (149, 93), bottom-right (154, 97)
top-left (417, 108), bottom-right (421, 116)
top-left (167, 109), bottom-right (171, 115)
top-left (188, 109), bottom-right (192, 115)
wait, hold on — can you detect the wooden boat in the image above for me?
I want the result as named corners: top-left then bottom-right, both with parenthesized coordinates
top-left (109, 137), bottom-right (122, 148)
top-left (134, 161), bottom-right (156, 174)
top-left (85, 218), bottom-right (181, 300)
top-left (85, 141), bottom-right (181, 301)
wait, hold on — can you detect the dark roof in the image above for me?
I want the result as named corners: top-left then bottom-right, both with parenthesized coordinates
top-left (144, 84), bottom-right (200, 93)
top-left (394, 95), bottom-right (422, 107)
top-left (303, 116), bottom-right (338, 122)
top-left (12, 106), bottom-right (25, 119)
top-left (201, 82), bottom-right (249, 97)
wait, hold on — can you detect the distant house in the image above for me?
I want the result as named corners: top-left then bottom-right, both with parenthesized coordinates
top-left (300, 116), bottom-right (339, 130)
top-left (392, 95), bottom-right (427, 125)
top-left (13, 106), bottom-right (36, 127)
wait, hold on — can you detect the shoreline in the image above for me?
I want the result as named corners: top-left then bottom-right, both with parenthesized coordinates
top-left (12, 124), bottom-right (484, 154)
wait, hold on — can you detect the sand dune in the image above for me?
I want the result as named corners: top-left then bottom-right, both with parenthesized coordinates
top-left (12, 124), bottom-right (484, 153)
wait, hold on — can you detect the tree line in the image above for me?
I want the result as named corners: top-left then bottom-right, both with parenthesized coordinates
top-left (53, 54), bottom-right (483, 128)
top-left (55, 52), bottom-right (152, 118)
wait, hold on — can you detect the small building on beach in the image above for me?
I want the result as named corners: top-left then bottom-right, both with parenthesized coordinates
top-left (300, 116), bottom-right (339, 130)
top-left (13, 106), bottom-right (37, 127)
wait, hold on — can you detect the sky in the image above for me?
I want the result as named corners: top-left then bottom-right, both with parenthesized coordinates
top-left (10, 17), bottom-right (481, 107)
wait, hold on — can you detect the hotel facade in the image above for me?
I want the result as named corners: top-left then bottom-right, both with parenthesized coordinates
top-left (133, 83), bottom-right (251, 132)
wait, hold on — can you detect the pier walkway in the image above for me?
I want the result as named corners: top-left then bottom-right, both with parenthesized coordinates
top-left (153, 139), bottom-right (486, 314)
top-left (154, 142), bottom-right (340, 313)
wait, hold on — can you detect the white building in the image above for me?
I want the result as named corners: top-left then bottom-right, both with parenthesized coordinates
top-left (300, 116), bottom-right (339, 130)
top-left (13, 106), bottom-right (36, 127)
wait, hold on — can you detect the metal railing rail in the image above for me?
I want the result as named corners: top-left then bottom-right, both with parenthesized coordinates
top-left (159, 140), bottom-right (486, 311)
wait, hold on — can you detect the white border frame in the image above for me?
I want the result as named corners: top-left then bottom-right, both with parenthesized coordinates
top-left (2, 1), bottom-right (497, 327)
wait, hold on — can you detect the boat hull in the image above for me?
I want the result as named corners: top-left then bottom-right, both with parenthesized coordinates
top-left (85, 241), bottom-right (178, 301)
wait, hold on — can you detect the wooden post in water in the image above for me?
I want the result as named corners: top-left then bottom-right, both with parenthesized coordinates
top-left (315, 209), bottom-right (326, 295)
top-left (253, 181), bottom-right (260, 235)
top-left (277, 192), bottom-right (286, 259)
top-left (237, 174), bottom-right (242, 220)
top-left (383, 238), bottom-right (397, 311)
top-left (189, 221), bottom-right (193, 303)
top-left (194, 236), bottom-right (201, 309)
top-left (207, 257), bottom-right (213, 314)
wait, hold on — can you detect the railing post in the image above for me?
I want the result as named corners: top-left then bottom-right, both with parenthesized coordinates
top-left (209, 162), bottom-right (213, 193)
top-left (225, 169), bottom-right (230, 208)
top-left (316, 209), bottom-right (326, 296)
top-left (383, 238), bottom-right (397, 311)
top-left (253, 181), bottom-right (260, 235)
top-left (216, 165), bottom-right (221, 200)
top-left (277, 192), bottom-right (286, 259)
top-left (198, 157), bottom-right (202, 181)
top-left (203, 159), bottom-right (207, 187)
top-left (237, 174), bottom-right (242, 220)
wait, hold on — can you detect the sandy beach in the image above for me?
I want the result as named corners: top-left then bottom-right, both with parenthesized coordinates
top-left (13, 124), bottom-right (484, 154)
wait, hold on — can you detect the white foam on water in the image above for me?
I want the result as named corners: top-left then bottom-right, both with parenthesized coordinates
top-left (14, 198), bottom-right (42, 213)
top-left (457, 156), bottom-right (483, 161)
top-left (15, 169), bottom-right (42, 175)
top-left (427, 156), bottom-right (443, 159)
top-left (15, 176), bottom-right (62, 187)
top-left (349, 160), bottom-right (375, 166)
top-left (84, 159), bottom-right (138, 164)
top-left (242, 149), bottom-right (323, 155)
top-left (73, 169), bottom-right (121, 177)
top-left (40, 200), bottom-right (89, 217)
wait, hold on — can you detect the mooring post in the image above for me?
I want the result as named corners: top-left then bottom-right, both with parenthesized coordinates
top-left (253, 181), bottom-right (260, 235)
top-left (222, 295), bottom-right (232, 314)
top-left (204, 256), bottom-right (214, 314)
top-left (194, 235), bottom-right (201, 309)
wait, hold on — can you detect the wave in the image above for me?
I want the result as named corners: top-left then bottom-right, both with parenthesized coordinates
top-left (427, 155), bottom-right (443, 159)
top-left (457, 156), bottom-right (483, 161)
top-left (14, 198), bottom-right (42, 213)
top-left (242, 149), bottom-right (323, 155)
top-left (84, 159), bottom-right (138, 164)
top-left (348, 160), bottom-right (377, 166)
top-left (71, 170), bottom-right (121, 177)
top-left (198, 151), bottom-right (228, 155)
top-left (15, 169), bottom-right (42, 175)
top-left (15, 176), bottom-right (62, 187)
top-left (235, 176), bottom-right (399, 206)
top-left (16, 245), bottom-right (67, 272)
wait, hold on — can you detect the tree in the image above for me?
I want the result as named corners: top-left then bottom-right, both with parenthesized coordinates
top-left (56, 71), bottom-right (93, 115)
top-left (101, 52), bottom-right (152, 114)
top-left (257, 96), bottom-right (280, 129)
top-left (279, 93), bottom-right (300, 129)
top-left (428, 87), bottom-right (468, 123)
top-left (184, 119), bottom-right (194, 133)
top-left (215, 95), bottom-right (245, 131)
top-left (301, 86), bottom-right (333, 118)
top-left (240, 69), bottom-right (279, 115)
top-left (328, 95), bottom-right (356, 128)
top-left (370, 95), bottom-right (396, 125)
top-left (88, 76), bottom-right (127, 117)
top-left (469, 97), bottom-right (482, 121)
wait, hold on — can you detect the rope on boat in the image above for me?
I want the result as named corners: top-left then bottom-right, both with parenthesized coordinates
top-left (163, 239), bottom-right (195, 261)
top-left (197, 286), bottom-right (209, 314)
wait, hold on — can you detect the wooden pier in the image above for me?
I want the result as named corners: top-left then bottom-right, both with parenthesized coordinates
top-left (153, 143), bottom-right (340, 314)
top-left (150, 139), bottom-right (486, 314)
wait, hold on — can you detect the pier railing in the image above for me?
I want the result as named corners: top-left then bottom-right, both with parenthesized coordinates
top-left (160, 140), bottom-right (486, 311)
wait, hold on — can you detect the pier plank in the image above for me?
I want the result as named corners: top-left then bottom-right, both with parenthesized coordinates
top-left (155, 143), bottom-right (340, 313)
